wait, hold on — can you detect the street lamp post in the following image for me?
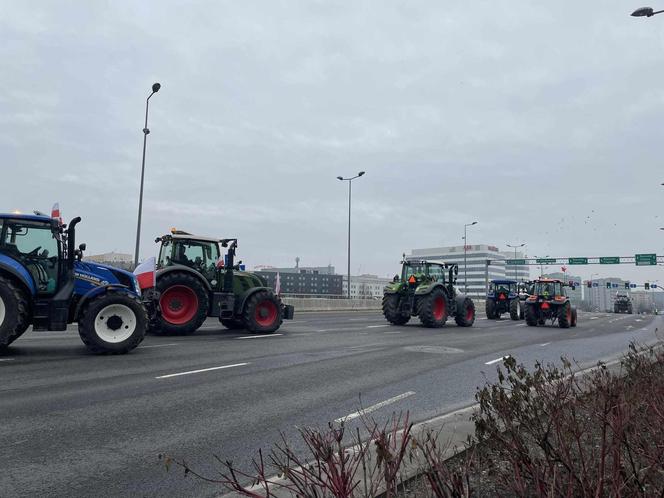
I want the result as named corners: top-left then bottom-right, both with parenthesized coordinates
top-left (463, 221), bottom-right (478, 293)
top-left (631, 6), bottom-right (664, 17)
top-left (134, 82), bottom-right (161, 267)
top-left (506, 243), bottom-right (525, 281)
top-left (533, 254), bottom-right (550, 277)
top-left (337, 171), bottom-right (365, 299)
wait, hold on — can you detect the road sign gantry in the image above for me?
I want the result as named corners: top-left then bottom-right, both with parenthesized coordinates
top-left (505, 255), bottom-right (663, 266)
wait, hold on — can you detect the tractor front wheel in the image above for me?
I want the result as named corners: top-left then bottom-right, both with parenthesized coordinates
top-left (418, 289), bottom-right (448, 328)
top-left (243, 291), bottom-right (283, 333)
top-left (509, 299), bottom-right (520, 320)
top-left (382, 294), bottom-right (410, 325)
top-left (524, 303), bottom-right (538, 326)
top-left (0, 276), bottom-right (30, 350)
top-left (78, 292), bottom-right (147, 354)
top-left (455, 297), bottom-right (475, 327)
top-left (154, 272), bottom-right (209, 335)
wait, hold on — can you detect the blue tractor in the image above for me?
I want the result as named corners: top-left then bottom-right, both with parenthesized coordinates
top-left (0, 213), bottom-right (147, 353)
top-left (485, 279), bottom-right (521, 320)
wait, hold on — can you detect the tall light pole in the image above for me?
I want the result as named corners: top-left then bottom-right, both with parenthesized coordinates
top-left (134, 82), bottom-right (162, 267)
top-left (506, 243), bottom-right (525, 281)
top-left (337, 171), bottom-right (365, 299)
top-left (533, 254), bottom-right (550, 277)
top-left (463, 221), bottom-right (478, 293)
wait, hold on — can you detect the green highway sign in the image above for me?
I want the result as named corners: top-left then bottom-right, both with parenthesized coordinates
top-left (506, 259), bottom-right (526, 265)
top-left (635, 253), bottom-right (657, 266)
top-left (568, 257), bottom-right (588, 265)
top-left (600, 257), bottom-right (620, 264)
top-left (536, 258), bottom-right (556, 264)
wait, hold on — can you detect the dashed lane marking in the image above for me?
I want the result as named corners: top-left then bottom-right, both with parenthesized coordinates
top-left (0, 358), bottom-right (15, 362)
top-left (335, 391), bottom-right (416, 423)
top-left (155, 362), bottom-right (249, 379)
top-left (590, 317), bottom-right (599, 320)
top-left (139, 343), bottom-right (178, 349)
top-left (485, 356), bottom-right (510, 365)
top-left (237, 334), bottom-right (283, 340)
top-left (540, 342), bottom-right (551, 346)
top-left (367, 325), bottom-right (389, 329)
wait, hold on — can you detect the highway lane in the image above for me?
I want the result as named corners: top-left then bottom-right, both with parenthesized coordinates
top-left (1, 310), bottom-right (661, 497)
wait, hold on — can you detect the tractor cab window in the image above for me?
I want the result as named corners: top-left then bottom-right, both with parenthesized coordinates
top-left (403, 263), bottom-right (426, 281)
top-left (1, 220), bottom-right (60, 294)
top-left (171, 240), bottom-right (220, 280)
top-left (157, 239), bottom-right (172, 269)
top-left (427, 265), bottom-right (445, 283)
top-left (536, 281), bottom-right (562, 297)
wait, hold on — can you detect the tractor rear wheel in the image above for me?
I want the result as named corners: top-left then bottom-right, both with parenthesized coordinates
top-left (571, 308), bottom-right (578, 327)
top-left (509, 299), bottom-right (520, 320)
top-left (524, 303), bottom-right (538, 326)
top-left (455, 297), bottom-right (475, 327)
top-left (243, 290), bottom-right (283, 333)
top-left (418, 288), bottom-right (448, 328)
top-left (154, 272), bottom-right (209, 335)
top-left (382, 294), bottom-right (410, 325)
top-left (485, 299), bottom-right (496, 319)
top-left (220, 318), bottom-right (245, 330)
top-left (0, 276), bottom-right (30, 349)
top-left (78, 292), bottom-right (147, 354)
top-left (558, 302), bottom-right (571, 329)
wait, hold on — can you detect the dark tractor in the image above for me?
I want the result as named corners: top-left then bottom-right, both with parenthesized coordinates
top-left (382, 259), bottom-right (475, 328)
top-left (0, 213), bottom-right (147, 353)
top-left (486, 279), bottom-right (520, 320)
top-left (524, 278), bottom-right (577, 329)
top-left (150, 230), bottom-right (294, 335)
top-left (614, 293), bottom-right (633, 314)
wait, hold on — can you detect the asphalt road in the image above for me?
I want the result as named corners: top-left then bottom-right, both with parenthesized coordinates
top-left (1, 309), bottom-right (661, 497)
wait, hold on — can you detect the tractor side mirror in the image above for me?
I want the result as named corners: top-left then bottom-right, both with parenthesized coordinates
top-left (393, 274), bottom-right (399, 282)
top-left (78, 243), bottom-right (86, 252)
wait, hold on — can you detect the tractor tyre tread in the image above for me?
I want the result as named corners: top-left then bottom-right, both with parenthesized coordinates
top-left (78, 291), bottom-right (147, 354)
top-left (0, 275), bottom-right (30, 349)
top-left (243, 290), bottom-right (283, 334)
top-left (524, 303), bottom-right (538, 326)
top-left (558, 302), bottom-right (571, 329)
top-left (485, 299), bottom-right (496, 319)
top-left (382, 294), bottom-right (410, 325)
top-left (418, 288), bottom-right (448, 328)
top-left (154, 272), bottom-right (209, 335)
top-left (509, 298), bottom-right (519, 321)
top-left (454, 297), bottom-right (475, 327)
top-left (220, 318), bottom-right (245, 330)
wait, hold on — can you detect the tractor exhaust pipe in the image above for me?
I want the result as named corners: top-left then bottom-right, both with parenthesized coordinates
top-left (67, 217), bottom-right (82, 268)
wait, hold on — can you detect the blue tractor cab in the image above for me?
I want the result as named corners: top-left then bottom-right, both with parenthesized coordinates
top-left (486, 279), bottom-right (521, 320)
top-left (0, 212), bottom-right (147, 353)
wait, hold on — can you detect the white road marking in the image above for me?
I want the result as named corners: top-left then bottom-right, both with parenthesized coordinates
top-left (335, 391), bottom-right (416, 423)
top-left (384, 331), bottom-right (402, 334)
top-left (367, 325), bottom-right (389, 329)
top-left (485, 356), bottom-right (510, 365)
top-left (237, 334), bottom-right (283, 340)
top-left (635, 319), bottom-right (643, 322)
top-left (590, 317), bottom-right (599, 320)
top-left (139, 343), bottom-right (178, 349)
top-left (0, 358), bottom-right (15, 362)
top-left (626, 325), bottom-right (634, 330)
top-left (155, 362), bottom-right (249, 379)
top-left (540, 342), bottom-right (551, 347)
top-left (516, 323), bottom-right (526, 327)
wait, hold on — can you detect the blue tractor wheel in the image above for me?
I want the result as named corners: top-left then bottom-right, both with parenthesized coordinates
top-left (0, 275), bottom-right (30, 349)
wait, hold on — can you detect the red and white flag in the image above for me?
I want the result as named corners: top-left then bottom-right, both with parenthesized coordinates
top-left (275, 272), bottom-right (281, 296)
top-left (134, 256), bottom-right (156, 290)
top-left (51, 202), bottom-right (62, 225)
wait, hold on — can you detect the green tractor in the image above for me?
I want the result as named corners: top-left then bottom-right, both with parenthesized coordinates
top-left (150, 230), bottom-right (294, 335)
top-left (382, 259), bottom-right (475, 328)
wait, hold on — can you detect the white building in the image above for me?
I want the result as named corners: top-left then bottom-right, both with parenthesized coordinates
top-left (407, 245), bottom-right (530, 296)
top-left (342, 274), bottom-right (392, 299)
top-left (585, 278), bottom-right (629, 312)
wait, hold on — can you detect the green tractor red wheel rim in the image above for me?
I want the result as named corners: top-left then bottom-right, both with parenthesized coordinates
top-left (466, 305), bottom-right (474, 321)
top-left (432, 296), bottom-right (446, 321)
top-left (255, 300), bottom-right (278, 327)
top-left (567, 306), bottom-right (572, 321)
top-left (160, 285), bottom-right (199, 325)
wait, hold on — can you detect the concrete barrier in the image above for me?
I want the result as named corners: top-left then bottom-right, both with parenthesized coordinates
top-left (282, 297), bottom-right (487, 314)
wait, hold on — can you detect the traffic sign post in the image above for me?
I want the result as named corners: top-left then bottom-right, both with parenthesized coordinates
top-left (635, 253), bottom-right (657, 266)
top-left (600, 257), bottom-right (620, 264)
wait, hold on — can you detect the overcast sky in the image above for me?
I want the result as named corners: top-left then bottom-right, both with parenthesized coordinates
top-left (2, 1), bottom-right (664, 282)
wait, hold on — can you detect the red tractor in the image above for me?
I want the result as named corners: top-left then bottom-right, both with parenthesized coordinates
top-left (524, 278), bottom-right (577, 328)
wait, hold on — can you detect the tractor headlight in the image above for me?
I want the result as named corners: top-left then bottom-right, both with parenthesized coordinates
top-left (132, 276), bottom-right (142, 296)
